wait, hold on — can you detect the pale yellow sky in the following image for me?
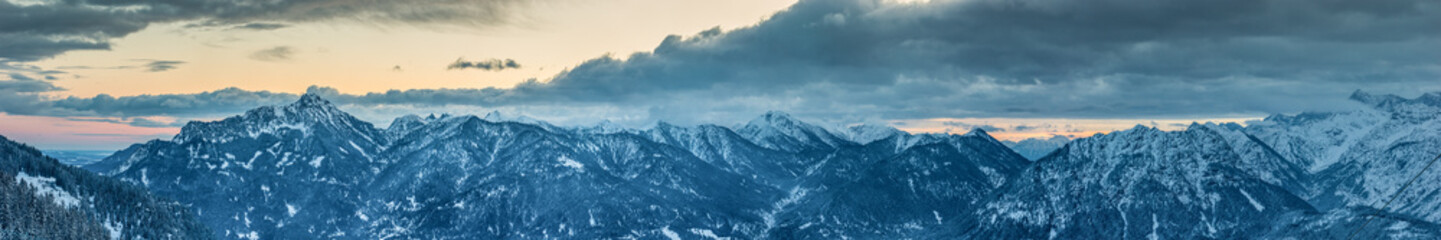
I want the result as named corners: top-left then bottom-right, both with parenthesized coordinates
top-left (33, 0), bottom-right (800, 97)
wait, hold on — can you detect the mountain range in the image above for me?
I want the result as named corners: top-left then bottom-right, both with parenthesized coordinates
top-left (2, 90), bottom-right (1436, 239)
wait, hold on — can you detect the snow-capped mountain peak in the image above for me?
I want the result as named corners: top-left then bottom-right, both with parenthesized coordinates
top-left (292, 92), bottom-right (329, 107)
top-left (1351, 90), bottom-right (1441, 120)
top-left (839, 124), bottom-right (907, 144)
top-left (172, 93), bottom-right (382, 145)
top-left (736, 111), bottom-right (853, 152)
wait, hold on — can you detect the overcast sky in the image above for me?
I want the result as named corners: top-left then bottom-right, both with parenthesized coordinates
top-left (1, 0), bottom-right (1438, 150)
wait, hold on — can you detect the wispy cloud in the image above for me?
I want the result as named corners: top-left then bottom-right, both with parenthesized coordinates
top-left (140, 60), bottom-right (186, 72)
top-left (250, 47), bottom-right (296, 62)
top-left (232, 23), bottom-right (290, 31)
top-left (51, 60), bottom-right (187, 73)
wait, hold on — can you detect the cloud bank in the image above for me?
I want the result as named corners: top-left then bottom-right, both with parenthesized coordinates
top-left (0, 0), bottom-right (527, 62)
top-left (2, 0), bottom-right (1439, 127)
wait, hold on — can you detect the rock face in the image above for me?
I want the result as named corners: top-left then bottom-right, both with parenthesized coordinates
top-left (973, 125), bottom-right (1316, 239)
top-left (82, 91), bottom-right (1441, 239)
top-left (0, 134), bottom-right (211, 240)
top-left (86, 94), bottom-right (387, 239)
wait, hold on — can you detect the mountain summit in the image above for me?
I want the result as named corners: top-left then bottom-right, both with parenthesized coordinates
top-left (86, 94), bottom-right (389, 239)
top-left (736, 111), bottom-right (853, 152)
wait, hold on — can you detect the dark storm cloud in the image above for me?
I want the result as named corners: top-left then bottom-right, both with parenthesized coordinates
top-left (447, 58), bottom-right (521, 71)
top-left (0, 0), bottom-right (527, 62)
top-left (250, 46), bottom-right (295, 62)
top-left (472, 0), bottom-right (1439, 120)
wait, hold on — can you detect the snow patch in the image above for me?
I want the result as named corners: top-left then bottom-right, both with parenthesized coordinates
top-left (1238, 189), bottom-right (1265, 212)
top-left (239, 231), bottom-right (259, 240)
top-left (310, 156), bottom-right (326, 168)
top-left (247, 122), bottom-right (309, 139)
top-left (286, 203), bottom-right (299, 217)
top-left (660, 226), bottom-right (681, 240)
top-left (1147, 213), bottom-right (1159, 240)
top-left (103, 219), bottom-right (123, 240)
top-left (690, 228), bottom-right (729, 240)
top-left (140, 168), bottom-right (150, 187)
top-left (15, 172), bottom-right (80, 208)
top-left (349, 141), bottom-right (372, 160)
top-left (558, 155), bottom-right (584, 171)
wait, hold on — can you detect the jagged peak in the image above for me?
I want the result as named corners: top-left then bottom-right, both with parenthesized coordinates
top-left (1349, 90), bottom-right (1441, 118)
top-left (172, 91), bottom-right (384, 144)
top-left (291, 92), bottom-right (331, 108)
top-left (1130, 124), bottom-right (1157, 131)
top-left (481, 110), bottom-right (504, 121)
top-left (650, 121), bottom-right (698, 134)
top-left (761, 110), bottom-right (794, 120)
top-left (841, 123), bottom-right (907, 144)
top-left (389, 114), bottom-right (429, 128)
top-left (963, 127), bottom-right (992, 137)
top-left (395, 114), bottom-right (425, 122)
top-left (962, 127), bottom-right (1004, 145)
top-left (743, 110), bottom-right (806, 127)
top-left (1351, 90), bottom-right (1441, 108)
top-left (585, 119), bottom-right (630, 132)
top-left (1351, 90), bottom-right (1393, 106)
top-left (745, 111), bottom-right (822, 129)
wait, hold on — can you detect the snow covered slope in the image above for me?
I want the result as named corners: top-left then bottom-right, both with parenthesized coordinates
top-left (85, 93), bottom-right (389, 239)
top-left (1247, 91), bottom-right (1441, 221)
top-left (973, 125), bottom-right (1318, 239)
top-left (736, 111), bottom-right (855, 153)
top-left (0, 134), bottom-right (212, 239)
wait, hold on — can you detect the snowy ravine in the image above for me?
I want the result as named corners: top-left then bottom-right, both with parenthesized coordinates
top-left (79, 91), bottom-right (1441, 239)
